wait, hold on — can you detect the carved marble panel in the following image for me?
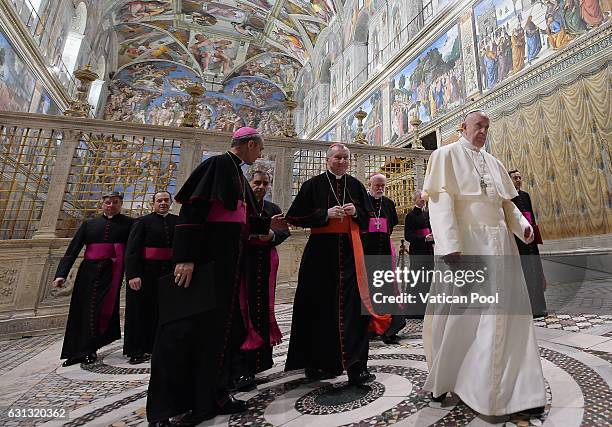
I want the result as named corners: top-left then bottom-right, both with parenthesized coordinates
top-left (0, 264), bottom-right (19, 307)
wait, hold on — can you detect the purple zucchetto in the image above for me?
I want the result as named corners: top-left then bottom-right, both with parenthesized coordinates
top-left (232, 127), bottom-right (260, 139)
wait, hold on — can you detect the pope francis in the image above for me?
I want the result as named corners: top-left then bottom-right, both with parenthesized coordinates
top-left (421, 110), bottom-right (546, 416)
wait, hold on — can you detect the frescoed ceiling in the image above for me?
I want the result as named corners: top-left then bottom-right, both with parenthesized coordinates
top-left (104, 0), bottom-right (339, 90)
top-left (101, 1), bottom-right (339, 133)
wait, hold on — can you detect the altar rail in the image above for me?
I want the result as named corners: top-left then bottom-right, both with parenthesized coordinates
top-left (0, 111), bottom-right (430, 239)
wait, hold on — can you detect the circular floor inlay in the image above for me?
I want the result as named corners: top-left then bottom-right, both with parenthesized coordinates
top-left (295, 382), bottom-right (385, 415)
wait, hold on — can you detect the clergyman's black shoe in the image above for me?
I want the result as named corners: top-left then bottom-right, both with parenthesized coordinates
top-left (348, 370), bottom-right (376, 386)
top-left (83, 352), bottom-right (97, 365)
top-left (382, 334), bottom-right (401, 345)
top-left (430, 392), bottom-right (447, 403)
top-left (62, 356), bottom-right (85, 367)
top-left (168, 410), bottom-right (203, 426)
top-left (217, 395), bottom-right (247, 415)
top-left (305, 368), bottom-right (337, 381)
top-left (129, 354), bottom-right (150, 365)
top-left (233, 374), bottom-right (256, 392)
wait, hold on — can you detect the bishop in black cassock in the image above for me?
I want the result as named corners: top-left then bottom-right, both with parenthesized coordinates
top-left (232, 170), bottom-right (290, 391)
top-left (284, 143), bottom-right (390, 386)
top-left (509, 170), bottom-right (547, 317)
top-left (404, 189), bottom-right (435, 318)
top-left (362, 174), bottom-right (402, 344)
top-left (52, 192), bottom-right (133, 367)
top-left (123, 191), bottom-right (177, 364)
top-left (146, 128), bottom-right (279, 426)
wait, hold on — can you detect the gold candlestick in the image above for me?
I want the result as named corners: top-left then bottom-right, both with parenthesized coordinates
top-left (64, 64), bottom-right (99, 118)
top-left (283, 84), bottom-right (297, 137)
top-left (410, 112), bottom-right (423, 150)
top-left (181, 83), bottom-right (205, 127)
top-left (353, 108), bottom-right (367, 144)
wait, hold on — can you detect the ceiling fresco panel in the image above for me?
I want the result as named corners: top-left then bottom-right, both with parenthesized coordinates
top-left (104, 0), bottom-right (340, 134)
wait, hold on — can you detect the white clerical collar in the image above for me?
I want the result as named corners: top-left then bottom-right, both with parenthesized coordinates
top-left (103, 213), bottom-right (114, 219)
top-left (156, 212), bottom-right (169, 217)
top-left (327, 170), bottom-right (344, 179)
top-left (460, 137), bottom-right (483, 152)
top-left (368, 192), bottom-right (382, 200)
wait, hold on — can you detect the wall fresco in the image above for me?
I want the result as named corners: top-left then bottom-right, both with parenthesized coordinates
top-left (389, 24), bottom-right (465, 144)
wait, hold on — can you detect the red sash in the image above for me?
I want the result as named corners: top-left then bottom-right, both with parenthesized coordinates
top-left (84, 243), bottom-right (125, 334)
top-left (311, 218), bottom-right (392, 335)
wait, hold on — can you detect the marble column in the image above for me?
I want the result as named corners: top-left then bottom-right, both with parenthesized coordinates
top-left (32, 130), bottom-right (80, 239)
top-left (415, 160), bottom-right (425, 189)
top-left (170, 137), bottom-right (199, 214)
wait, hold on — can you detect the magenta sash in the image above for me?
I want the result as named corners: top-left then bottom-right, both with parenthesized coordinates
top-left (368, 217), bottom-right (388, 233)
top-left (239, 243), bottom-right (282, 347)
top-left (84, 243), bottom-right (125, 334)
top-left (207, 200), bottom-right (246, 223)
top-left (415, 228), bottom-right (431, 237)
top-left (238, 272), bottom-right (264, 350)
top-left (522, 211), bottom-right (534, 224)
top-left (389, 238), bottom-right (405, 309)
top-left (143, 247), bottom-right (173, 260)
top-left (268, 247), bottom-right (282, 345)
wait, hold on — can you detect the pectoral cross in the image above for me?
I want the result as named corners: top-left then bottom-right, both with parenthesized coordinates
top-left (480, 177), bottom-right (488, 191)
top-left (376, 220), bottom-right (381, 230)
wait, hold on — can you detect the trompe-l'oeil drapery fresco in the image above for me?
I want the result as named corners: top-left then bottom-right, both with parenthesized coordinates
top-left (490, 63), bottom-right (612, 240)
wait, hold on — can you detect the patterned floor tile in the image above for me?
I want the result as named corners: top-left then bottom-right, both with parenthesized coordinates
top-left (533, 313), bottom-right (612, 332)
top-left (1, 302), bottom-right (611, 426)
top-left (0, 334), bottom-right (62, 375)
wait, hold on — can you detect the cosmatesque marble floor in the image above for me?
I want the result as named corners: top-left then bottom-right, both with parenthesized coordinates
top-left (1, 288), bottom-right (612, 427)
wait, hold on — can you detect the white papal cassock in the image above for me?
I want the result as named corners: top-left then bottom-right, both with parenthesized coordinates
top-left (422, 137), bottom-right (546, 416)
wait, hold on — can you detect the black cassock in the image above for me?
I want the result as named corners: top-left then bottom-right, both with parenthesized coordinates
top-left (362, 194), bottom-right (404, 336)
top-left (362, 195), bottom-right (399, 255)
top-left (233, 200), bottom-right (290, 377)
top-left (123, 212), bottom-right (178, 358)
top-left (55, 214), bottom-right (133, 360)
top-left (284, 171), bottom-right (373, 376)
top-left (146, 152), bottom-right (270, 422)
top-left (404, 206), bottom-right (434, 317)
top-left (512, 190), bottom-right (547, 316)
